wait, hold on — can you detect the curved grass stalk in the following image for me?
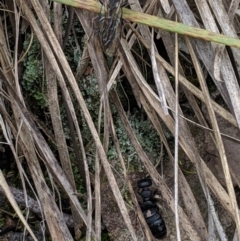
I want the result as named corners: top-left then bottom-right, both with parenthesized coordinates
top-left (52, 0), bottom-right (240, 48)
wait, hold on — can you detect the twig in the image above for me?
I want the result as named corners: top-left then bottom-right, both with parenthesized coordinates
top-left (0, 186), bottom-right (74, 228)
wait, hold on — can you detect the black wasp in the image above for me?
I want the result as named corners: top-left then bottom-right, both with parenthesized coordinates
top-left (93, 0), bottom-right (125, 56)
top-left (138, 178), bottom-right (167, 239)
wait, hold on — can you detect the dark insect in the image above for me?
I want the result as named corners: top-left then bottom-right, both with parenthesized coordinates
top-left (138, 178), bottom-right (167, 239)
top-left (93, 0), bottom-right (124, 56)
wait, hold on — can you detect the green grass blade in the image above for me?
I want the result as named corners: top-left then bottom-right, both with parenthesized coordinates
top-left (52, 0), bottom-right (240, 48)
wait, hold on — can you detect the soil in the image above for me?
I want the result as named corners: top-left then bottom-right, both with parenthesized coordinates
top-left (98, 110), bottom-right (239, 240)
top-left (0, 110), bottom-right (238, 241)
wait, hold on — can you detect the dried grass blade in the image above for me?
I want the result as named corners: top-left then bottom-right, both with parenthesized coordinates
top-left (108, 112), bottom-right (153, 241)
top-left (194, 0), bottom-right (219, 38)
top-left (233, 229), bottom-right (239, 241)
top-left (119, 40), bottom-right (202, 239)
top-left (125, 18), bottom-right (236, 128)
top-left (45, 3), bottom-right (83, 238)
top-left (141, 94), bottom-right (208, 240)
top-left (213, 45), bottom-right (225, 81)
top-left (22, 0), bottom-right (137, 239)
top-left (0, 114), bottom-right (34, 235)
top-left (208, 208), bottom-right (216, 241)
top-left (206, 190), bottom-right (228, 241)
top-left (171, 0), bottom-right (232, 108)
top-left (194, 0), bottom-right (240, 125)
top-left (158, 0), bottom-right (171, 14)
top-left (228, 0), bottom-right (240, 20)
top-left (75, 42), bottom-right (90, 80)
top-left (0, 185), bottom-right (74, 228)
top-left (0, 69), bottom-right (91, 234)
top-left (207, 0), bottom-right (240, 126)
top-left (0, 16), bottom-right (75, 241)
top-left (110, 88), bottom-right (201, 240)
top-left (127, 1), bottom-right (237, 140)
top-left (112, 20), bottom-right (238, 130)
top-left (121, 20), bottom-right (236, 230)
top-left (76, 8), bottom-right (138, 241)
top-left (95, 102), bottom-right (103, 241)
top-left (150, 28), bottom-right (168, 115)
top-left (154, 54), bottom-right (237, 127)
top-left (119, 37), bottom-right (237, 231)
top-left (107, 62), bottom-right (122, 92)
top-left (119, 34), bottom-right (236, 230)
top-left (174, 15), bottom-right (181, 241)
top-left (18, 0), bottom-right (96, 236)
top-left (186, 36), bottom-right (240, 239)
top-left (0, 170), bottom-right (38, 241)
top-left (94, 152), bottom-right (101, 241)
top-left (121, 37), bottom-right (208, 237)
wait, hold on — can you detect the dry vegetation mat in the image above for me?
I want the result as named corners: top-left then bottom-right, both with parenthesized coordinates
top-left (1, 0), bottom-right (240, 240)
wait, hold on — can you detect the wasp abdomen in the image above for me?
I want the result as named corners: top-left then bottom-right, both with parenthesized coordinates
top-left (138, 178), bottom-right (167, 239)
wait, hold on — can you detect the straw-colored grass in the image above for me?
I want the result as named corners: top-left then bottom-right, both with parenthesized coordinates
top-left (1, 0), bottom-right (240, 240)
